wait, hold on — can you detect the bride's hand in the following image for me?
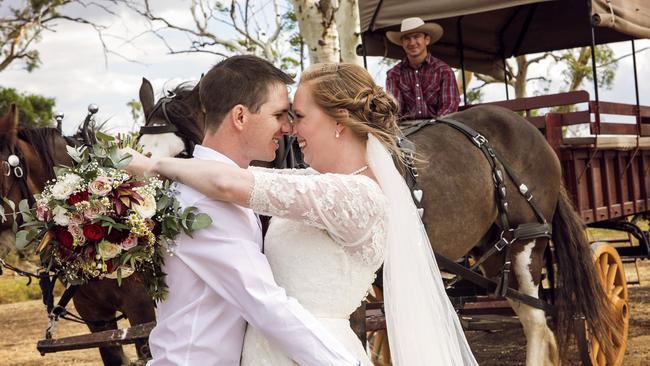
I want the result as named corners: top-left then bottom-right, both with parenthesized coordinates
top-left (121, 147), bottom-right (157, 178)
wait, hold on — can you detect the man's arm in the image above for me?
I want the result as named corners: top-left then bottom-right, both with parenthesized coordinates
top-left (386, 69), bottom-right (403, 116)
top-left (176, 198), bottom-right (359, 365)
top-left (435, 65), bottom-right (460, 117)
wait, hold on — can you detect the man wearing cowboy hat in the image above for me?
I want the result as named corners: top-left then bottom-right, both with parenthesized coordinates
top-left (386, 17), bottom-right (459, 121)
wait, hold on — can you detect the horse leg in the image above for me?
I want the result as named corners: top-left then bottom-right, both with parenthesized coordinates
top-left (508, 239), bottom-right (559, 366)
top-left (120, 278), bottom-right (156, 361)
top-left (73, 292), bottom-right (130, 366)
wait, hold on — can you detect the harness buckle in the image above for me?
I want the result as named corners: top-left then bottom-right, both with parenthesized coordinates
top-left (495, 237), bottom-right (509, 251)
top-left (495, 230), bottom-right (514, 251)
top-left (472, 134), bottom-right (487, 147)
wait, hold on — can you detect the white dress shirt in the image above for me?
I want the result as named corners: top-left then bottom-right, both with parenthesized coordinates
top-left (147, 145), bottom-right (359, 366)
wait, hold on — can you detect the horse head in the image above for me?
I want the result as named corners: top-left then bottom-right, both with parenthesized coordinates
top-left (1, 104), bottom-right (31, 232)
top-left (0, 105), bottom-right (70, 261)
top-left (137, 77), bottom-right (204, 158)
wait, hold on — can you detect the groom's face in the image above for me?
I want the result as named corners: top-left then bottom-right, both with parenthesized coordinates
top-left (242, 82), bottom-right (292, 162)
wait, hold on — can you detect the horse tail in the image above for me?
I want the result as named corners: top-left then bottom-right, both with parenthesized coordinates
top-left (551, 185), bottom-right (621, 362)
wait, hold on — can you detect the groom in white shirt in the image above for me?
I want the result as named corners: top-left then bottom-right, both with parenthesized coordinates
top-left (146, 55), bottom-right (360, 365)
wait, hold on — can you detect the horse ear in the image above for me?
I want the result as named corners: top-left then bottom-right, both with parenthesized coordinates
top-left (139, 77), bottom-right (155, 117)
top-left (0, 103), bottom-right (19, 144)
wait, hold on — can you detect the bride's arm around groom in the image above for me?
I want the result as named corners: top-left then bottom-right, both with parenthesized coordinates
top-left (139, 55), bottom-right (361, 366)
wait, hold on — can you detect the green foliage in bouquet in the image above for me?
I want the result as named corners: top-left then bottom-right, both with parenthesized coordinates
top-left (15, 132), bottom-right (212, 301)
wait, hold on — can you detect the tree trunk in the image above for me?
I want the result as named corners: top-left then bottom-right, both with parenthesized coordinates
top-left (514, 55), bottom-right (528, 98)
top-left (292, 0), bottom-right (340, 64)
top-left (568, 47), bottom-right (591, 92)
top-left (334, 0), bottom-right (362, 65)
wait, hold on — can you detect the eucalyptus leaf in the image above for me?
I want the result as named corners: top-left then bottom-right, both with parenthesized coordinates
top-left (18, 199), bottom-right (30, 216)
top-left (156, 195), bottom-right (170, 211)
top-left (190, 213), bottom-right (212, 231)
top-left (66, 145), bottom-right (82, 162)
top-left (3, 197), bottom-right (15, 212)
top-left (114, 152), bottom-right (133, 170)
top-left (96, 131), bottom-right (115, 142)
top-left (15, 230), bottom-right (31, 250)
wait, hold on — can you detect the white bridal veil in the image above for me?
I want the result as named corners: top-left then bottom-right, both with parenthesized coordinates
top-left (366, 133), bottom-right (478, 365)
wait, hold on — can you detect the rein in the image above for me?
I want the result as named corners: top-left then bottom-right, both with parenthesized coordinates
top-left (399, 118), bottom-right (554, 313)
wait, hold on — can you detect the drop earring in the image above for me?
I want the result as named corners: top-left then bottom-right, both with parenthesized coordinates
top-left (335, 130), bottom-right (340, 138)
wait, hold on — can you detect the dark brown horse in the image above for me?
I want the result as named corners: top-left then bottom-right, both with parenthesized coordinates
top-left (0, 105), bottom-right (155, 366)
top-left (410, 105), bottom-right (620, 365)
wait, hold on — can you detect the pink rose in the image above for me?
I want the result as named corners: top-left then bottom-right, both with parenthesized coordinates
top-left (89, 177), bottom-right (114, 196)
top-left (121, 235), bottom-right (138, 251)
top-left (67, 224), bottom-right (84, 241)
top-left (83, 206), bottom-right (103, 220)
top-left (69, 212), bottom-right (86, 225)
top-left (36, 202), bottom-right (51, 221)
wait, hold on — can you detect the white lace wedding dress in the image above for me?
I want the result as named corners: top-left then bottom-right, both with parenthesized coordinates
top-left (240, 167), bottom-right (388, 365)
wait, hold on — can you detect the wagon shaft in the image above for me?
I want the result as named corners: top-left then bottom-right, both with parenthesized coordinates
top-left (37, 322), bottom-right (155, 354)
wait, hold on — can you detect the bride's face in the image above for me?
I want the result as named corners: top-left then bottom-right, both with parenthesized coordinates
top-left (291, 84), bottom-right (339, 171)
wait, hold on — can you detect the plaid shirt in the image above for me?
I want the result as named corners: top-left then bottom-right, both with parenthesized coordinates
top-left (386, 53), bottom-right (460, 121)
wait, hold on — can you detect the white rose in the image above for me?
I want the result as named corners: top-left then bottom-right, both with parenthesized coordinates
top-left (52, 206), bottom-right (70, 226)
top-left (97, 240), bottom-right (122, 260)
top-left (132, 193), bottom-right (157, 219)
top-left (51, 174), bottom-right (82, 200)
top-left (51, 181), bottom-right (74, 201)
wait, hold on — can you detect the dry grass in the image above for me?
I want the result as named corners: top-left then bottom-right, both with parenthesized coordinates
top-left (0, 299), bottom-right (136, 366)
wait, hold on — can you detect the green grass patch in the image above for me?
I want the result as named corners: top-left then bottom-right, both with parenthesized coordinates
top-left (0, 270), bottom-right (64, 305)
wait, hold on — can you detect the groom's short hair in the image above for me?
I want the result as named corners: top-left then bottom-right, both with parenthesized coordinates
top-left (199, 55), bottom-right (294, 132)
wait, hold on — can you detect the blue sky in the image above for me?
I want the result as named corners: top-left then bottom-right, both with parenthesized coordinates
top-left (1, 1), bottom-right (649, 135)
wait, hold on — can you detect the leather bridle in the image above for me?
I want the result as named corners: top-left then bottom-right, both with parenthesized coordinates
top-left (138, 92), bottom-right (195, 158)
top-left (1, 142), bottom-right (35, 210)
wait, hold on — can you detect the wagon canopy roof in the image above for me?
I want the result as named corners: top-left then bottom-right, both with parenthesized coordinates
top-left (359, 0), bottom-right (650, 77)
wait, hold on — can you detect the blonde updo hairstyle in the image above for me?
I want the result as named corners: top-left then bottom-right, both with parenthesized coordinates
top-left (299, 63), bottom-right (405, 170)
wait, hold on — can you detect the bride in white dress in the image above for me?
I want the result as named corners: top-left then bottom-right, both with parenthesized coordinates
top-left (148, 63), bottom-right (477, 365)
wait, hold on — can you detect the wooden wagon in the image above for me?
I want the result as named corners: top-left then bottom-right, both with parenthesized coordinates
top-left (358, 0), bottom-right (649, 364)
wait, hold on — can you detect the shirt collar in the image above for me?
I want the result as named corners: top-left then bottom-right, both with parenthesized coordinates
top-left (192, 145), bottom-right (239, 167)
top-left (401, 52), bottom-right (435, 70)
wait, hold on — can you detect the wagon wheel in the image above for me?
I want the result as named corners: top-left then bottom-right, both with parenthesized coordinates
top-left (366, 286), bottom-right (391, 366)
top-left (589, 242), bottom-right (630, 366)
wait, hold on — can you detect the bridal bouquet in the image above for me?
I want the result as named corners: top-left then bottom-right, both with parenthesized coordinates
top-left (15, 132), bottom-right (211, 301)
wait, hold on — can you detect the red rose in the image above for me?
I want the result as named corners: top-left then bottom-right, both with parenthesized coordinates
top-left (54, 226), bottom-right (74, 249)
top-left (105, 259), bottom-right (114, 273)
top-left (67, 191), bottom-right (89, 205)
top-left (106, 228), bottom-right (128, 244)
top-left (83, 223), bottom-right (105, 241)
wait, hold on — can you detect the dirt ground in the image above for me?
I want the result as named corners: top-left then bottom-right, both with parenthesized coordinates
top-left (1, 261), bottom-right (649, 365)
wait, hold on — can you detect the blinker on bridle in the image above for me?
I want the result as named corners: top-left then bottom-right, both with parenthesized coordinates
top-left (139, 90), bottom-right (179, 136)
top-left (2, 154), bottom-right (23, 178)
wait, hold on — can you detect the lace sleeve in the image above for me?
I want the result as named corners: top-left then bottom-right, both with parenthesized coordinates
top-left (249, 170), bottom-right (388, 266)
top-left (248, 166), bottom-right (318, 176)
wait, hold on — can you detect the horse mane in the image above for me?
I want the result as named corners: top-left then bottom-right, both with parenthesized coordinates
top-left (153, 82), bottom-right (204, 145)
top-left (17, 127), bottom-right (63, 179)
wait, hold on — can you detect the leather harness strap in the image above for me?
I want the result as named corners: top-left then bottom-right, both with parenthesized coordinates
top-left (399, 118), bottom-right (554, 312)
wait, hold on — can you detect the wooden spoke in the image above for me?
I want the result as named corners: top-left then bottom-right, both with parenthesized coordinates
top-left (588, 242), bottom-right (629, 366)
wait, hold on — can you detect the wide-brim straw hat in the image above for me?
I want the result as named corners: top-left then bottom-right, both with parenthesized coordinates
top-left (386, 17), bottom-right (443, 46)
